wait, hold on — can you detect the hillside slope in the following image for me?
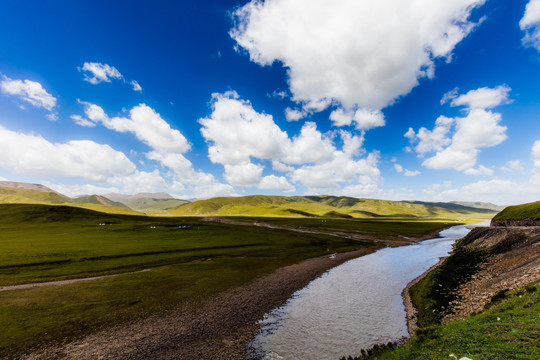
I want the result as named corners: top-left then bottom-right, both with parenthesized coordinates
top-left (491, 200), bottom-right (540, 226)
top-left (106, 193), bottom-right (188, 212)
top-left (169, 195), bottom-right (497, 219)
top-left (0, 185), bottom-right (70, 204)
top-left (72, 195), bottom-right (131, 209)
top-left (0, 182), bottom-right (139, 215)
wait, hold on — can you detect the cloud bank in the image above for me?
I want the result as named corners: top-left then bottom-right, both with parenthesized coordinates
top-left (199, 91), bottom-right (381, 195)
top-left (231, 0), bottom-right (486, 118)
top-left (0, 125), bottom-right (135, 182)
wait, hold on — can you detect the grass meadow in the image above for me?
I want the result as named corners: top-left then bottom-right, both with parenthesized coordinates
top-left (0, 203), bottom-right (454, 357)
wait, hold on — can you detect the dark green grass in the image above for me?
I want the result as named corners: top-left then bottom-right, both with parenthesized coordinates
top-left (0, 204), bottom-right (453, 358)
top-left (492, 200), bottom-right (540, 221)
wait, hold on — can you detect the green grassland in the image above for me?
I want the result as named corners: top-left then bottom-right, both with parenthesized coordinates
top-left (0, 203), bottom-right (458, 357)
top-left (491, 200), bottom-right (540, 221)
top-left (169, 195), bottom-right (496, 219)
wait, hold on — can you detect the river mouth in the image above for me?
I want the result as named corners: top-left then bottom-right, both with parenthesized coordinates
top-left (247, 224), bottom-right (485, 360)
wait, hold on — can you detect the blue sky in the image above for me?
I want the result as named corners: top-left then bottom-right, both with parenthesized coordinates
top-left (1, 0), bottom-right (540, 205)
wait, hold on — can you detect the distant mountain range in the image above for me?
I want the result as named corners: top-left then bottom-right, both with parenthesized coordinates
top-left (169, 194), bottom-right (499, 219)
top-left (0, 181), bottom-right (186, 214)
top-left (0, 181), bottom-right (502, 219)
top-left (104, 193), bottom-right (188, 212)
top-left (449, 201), bottom-right (506, 212)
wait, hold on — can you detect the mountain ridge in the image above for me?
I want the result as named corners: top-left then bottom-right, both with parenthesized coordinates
top-left (0, 181), bottom-right (500, 219)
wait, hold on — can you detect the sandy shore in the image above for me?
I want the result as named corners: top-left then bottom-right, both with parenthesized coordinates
top-left (22, 248), bottom-right (376, 360)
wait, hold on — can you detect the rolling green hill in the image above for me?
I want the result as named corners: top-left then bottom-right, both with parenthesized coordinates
top-left (72, 195), bottom-right (131, 209)
top-left (169, 195), bottom-right (497, 219)
top-left (0, 183), bottom-right (139, 215)
top-left (491, 200), bottom-right (540, 224)
top-left (0, 186), bottom-right (70, 205)
top-left (0, 181), bottom-right (499, 219)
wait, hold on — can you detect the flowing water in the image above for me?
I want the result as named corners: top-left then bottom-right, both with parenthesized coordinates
top-left (248, 223), bottom-right (486, 360)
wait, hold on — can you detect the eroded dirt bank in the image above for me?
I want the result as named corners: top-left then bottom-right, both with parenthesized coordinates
top-left (443, 226), bottom-right (540, 322)
top-left (21, 248), bottom-right (376, 360)
top-left (404, 225), bottom-right (540, 334)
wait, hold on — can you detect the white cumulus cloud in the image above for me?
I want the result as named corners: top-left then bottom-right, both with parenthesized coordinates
top-left (75, 101), bottom-right (231, 197)
top-left (199, 91), bottom-right (335, 167)
top-left (407, 86), bottom-right (508, 174)
top-left (224, 163), bottom-right (264, 187)
top-left (1, 76), bottom-right (57, 111)
top-left (79, 101), bottom-right (191, 154)
top-left (107, 170), bottom-right (169, 194)
top-left (520, 0), bottom-right (540, 52)
top-left (446, 85), bottom-right (511, 109)
top-left (291, 151), bottom-right (381, 194)
top-left (200, 91), bottom-right (381, 194)
top-left (131, 80), bottom-right (142, 92)
top-left (284, 107), bottom-right (305, 122)
top-left (331, 108), bottom-right (386, 130)
top-left (0, 125), bottom-right (135, 182)
top-left (200, 91), bottom-right (290, 165)
top-left (258, 174), bottom-right (295, 192)
top-left (406, 116), bottom-right (453, 154)
top-left (231, 0), bottom-right (486, 116)
top-left (79, 62), bottom-right (123, 84)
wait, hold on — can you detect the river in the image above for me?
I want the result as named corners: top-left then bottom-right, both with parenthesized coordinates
top-left (247, 223), bottom-right (485, 359)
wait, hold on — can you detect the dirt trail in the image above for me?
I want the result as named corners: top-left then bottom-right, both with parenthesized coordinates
top-left (0, 269), bottom-right (151, 292)
top-left (202, 217), bottom-right (419, 246)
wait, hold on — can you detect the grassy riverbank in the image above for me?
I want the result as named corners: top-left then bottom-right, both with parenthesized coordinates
top-left (409, 245), bottom-right (489, 328)
top-left (0, 203), bottom-right (453, 358)
top-left (343, 281), bottom-right (539, 360)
